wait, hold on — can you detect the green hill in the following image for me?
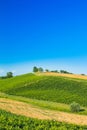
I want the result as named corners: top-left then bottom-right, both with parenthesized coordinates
top-left (0, 73), bottom-right (87, 107)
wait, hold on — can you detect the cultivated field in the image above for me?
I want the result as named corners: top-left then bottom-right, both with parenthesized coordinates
top-left (1, 109), bottom-right (87, 130)
top-left (0, 72), bottom-right (87, 129)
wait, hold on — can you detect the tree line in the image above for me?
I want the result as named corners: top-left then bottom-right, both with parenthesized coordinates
top-left (0, 67), bottom-right (85, 79)
top-left (33, 66), bottom-right (73, 74)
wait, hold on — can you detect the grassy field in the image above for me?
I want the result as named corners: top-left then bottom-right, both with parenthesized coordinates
top-left (0, 92), bottom-right (87, 115)
top-left (0, 73), bottom-right (87, 107)
top-left (0, 109), bottom-right (87, 130)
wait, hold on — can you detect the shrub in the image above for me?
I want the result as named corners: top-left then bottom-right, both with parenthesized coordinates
top-left (70, 102), bottom-right (80, 112)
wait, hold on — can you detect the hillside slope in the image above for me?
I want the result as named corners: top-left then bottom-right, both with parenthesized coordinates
top-left (0, 73), bottom-right (87, 106)
top-left (0, 109), bottom-right (87, 130)
top-left (0, 98), bottom-right (87, 126)
top-left (38, 72), bottom-right (87, 80)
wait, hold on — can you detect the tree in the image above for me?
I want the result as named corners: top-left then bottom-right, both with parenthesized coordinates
top-left (45, 69), bottom-right (49, 72)
top-left (81, 74), bottom-right (85, 76)
top-left (7, 72), bottom-right (13, 78)
top-left (60, 70), bottom-right (70, 74)
top-left (51, 70), bottom-right (58, 73)
top-left (38, 67), bottom-right (43, 72)
top-left (33, 66), bottom-right (38, 72)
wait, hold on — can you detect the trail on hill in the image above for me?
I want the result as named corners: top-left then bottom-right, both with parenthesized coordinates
top-left (0, 98), bottom-right (87, 126)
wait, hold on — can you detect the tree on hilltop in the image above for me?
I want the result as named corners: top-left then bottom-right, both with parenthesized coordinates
top-left (45, 69), bottom-right (49, 72)
top-left (38, 67), bottom-right (43, 72)
top-left (33, 66), bottom-right (38, 72)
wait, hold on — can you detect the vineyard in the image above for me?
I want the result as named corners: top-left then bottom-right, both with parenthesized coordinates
top-left (0, 110), bottom-right (87, 130)
top-left (0, 73), bottom-right (87, 129)
top-left (1, 0), bottom-right (87, 129)
top-left (0, 73), bottom-right (87, 106)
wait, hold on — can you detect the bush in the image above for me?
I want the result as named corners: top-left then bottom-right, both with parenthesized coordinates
top-left (70, 102), bottom-right (80, 112)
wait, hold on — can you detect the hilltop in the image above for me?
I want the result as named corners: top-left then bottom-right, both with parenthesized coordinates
top-left (37, 72), bottom-right (87, 80)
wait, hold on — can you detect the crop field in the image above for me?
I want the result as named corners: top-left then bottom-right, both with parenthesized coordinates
top-left (0, 109), bottom-right (87, 130)
top-left (0, 73), bottom-right (87, 106)
top-left (0, 73), bottom-right (87, 129)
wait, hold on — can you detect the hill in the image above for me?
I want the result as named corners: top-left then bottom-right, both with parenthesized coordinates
top-left (0, 72), bottom-right (87, 128)
top-left (0, 72), bottom-right (87, 107)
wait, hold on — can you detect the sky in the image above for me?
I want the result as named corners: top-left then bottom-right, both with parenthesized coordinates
top-left (0, 0), bottom-right (87, 75)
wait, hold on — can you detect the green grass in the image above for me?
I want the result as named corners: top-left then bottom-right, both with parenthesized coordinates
top-left (0, 92), bottom-right (87, 115)
top-left (0, 109), bottom-right (87, 130)
top-left (0, 73), bottom-right (87, 107)
top-left (0, 73), bottom-right (44, 91)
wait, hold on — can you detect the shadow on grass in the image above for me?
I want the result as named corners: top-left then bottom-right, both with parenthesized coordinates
top-left (80, 108), bottom-right (85, 112)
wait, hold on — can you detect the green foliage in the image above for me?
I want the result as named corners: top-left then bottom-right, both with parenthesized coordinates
top-left (0, 72), bottom-right (13, 79)
top-left (33, 66), bottom-right (44, 72)
top-left (81, 74), bottom-right (85, 76)
top-left (70, 102), bottom-right (81, 112)
top-left (0, 76), bottom-right (7, 79)
top-left (7, 72), bottom-right (13, 78)
top-left (45, 69), bottom-right (49, 72)
top-left (60, 70), bottom-right (72, 74)
top-left (0, 110), bottom-right (87, 130)
top-left (0, 74), bottom-right (87, 107)
top-left (33, 66), bottom-right (38, 72)
top-left (38, 67), bottom-right (44, 72)
top-left (51, 70), bottom-right (58, 73)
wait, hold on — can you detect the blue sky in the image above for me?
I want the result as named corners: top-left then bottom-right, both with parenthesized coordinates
top-left (0, 0), bottom-right (87, 75)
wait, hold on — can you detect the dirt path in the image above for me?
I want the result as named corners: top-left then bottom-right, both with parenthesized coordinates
top-left (0, 98), bottom-right (87, 125)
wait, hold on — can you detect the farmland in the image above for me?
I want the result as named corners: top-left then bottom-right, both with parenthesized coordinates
top-left (0, 109), bottom-right (87, 130)
top-left (0, 72), bottom-right (87, 129)
top-left (0, 73), bottom-right (87, 106)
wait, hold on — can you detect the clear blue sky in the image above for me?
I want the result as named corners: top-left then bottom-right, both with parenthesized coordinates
top-left (0, 0), bottom-right (87, 75)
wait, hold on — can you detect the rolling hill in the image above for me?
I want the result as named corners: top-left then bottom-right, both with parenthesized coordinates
top-left (0, 72), bottom-right (87, 129)
top-left (0, 73), bottom-right (87, 107)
